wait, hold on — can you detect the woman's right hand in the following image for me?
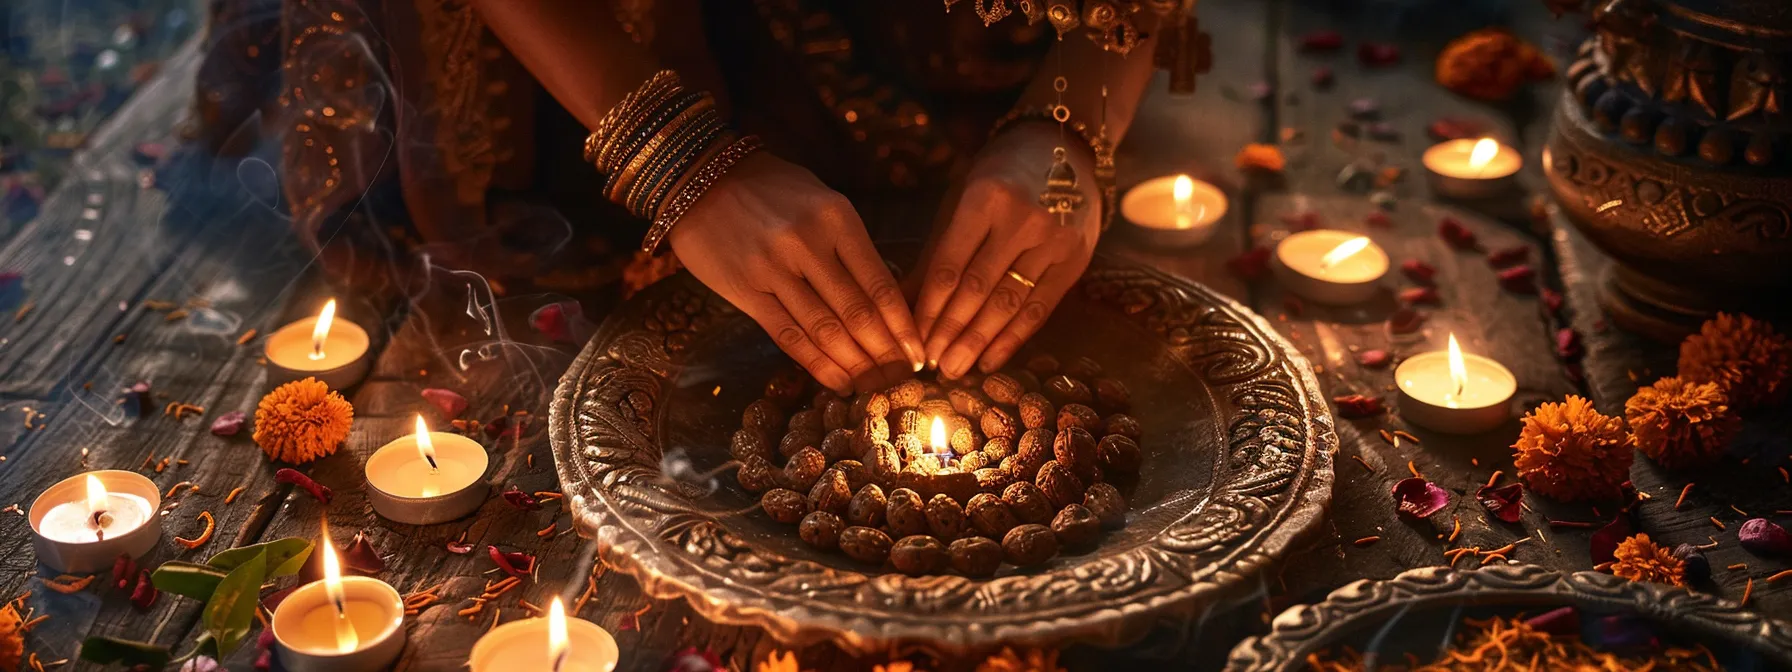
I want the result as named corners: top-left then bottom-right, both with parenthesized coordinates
top-left (669, 153), bottom-right (923, 395)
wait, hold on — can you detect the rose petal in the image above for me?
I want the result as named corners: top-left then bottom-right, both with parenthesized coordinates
top-left (1298, 29), bottom-right (1344, 52)
top-left (1556, 328), bottom-right (1584, 360)
top-left (1428, 117), bottom-right (1490, 141)
top-left (112, 554), bottom-right (137, 591)
top-left (1475, 482), bottom-right (1525, 523)
top-left (1311, 66), bottom-right (1335, 88)
top-left (274, 468), bottom-right (332, 504)
top-left (1357, 42), bottom-right (1401, 67)
top-left (130, 569), bottom-right (158, 611)
top-left (421, 388), bottom-right (469, 418)
top-left (1389, 307), bottom-right (1426, 334)
top-left (1438, 217), bottom-right (1478, 250)
top-left (501, 487), bottom-right (542, 511)
top-left (1358, 350), bottom-right (1392, 369)
top-left (1487, 245), bottom-right (1531, 268)
top-left (1590, 514), bottom-right (1633, 565)
top-left (209, 410), bottom-right (246, 437)
top-left (1347, 98), bottom-right (1380, 119)
top-left (1399, 287), bottom-right (1441, 306)
top-left (488, 545), bottom-right (536, 577)
top-left (255, 629), bottom-right (277, 671)
top-left (1333, 394), bottom-right (1385, 418)
top-left (261, 585), bottom-right (299, 614)
top-left (1498, 265), bottom-right (1538, 294)
top-left (344, 532), bottom-right (386, 574)
top-left (1401, 259), bottom-right (1438, 285)
top-left (661, 647), bottom-right (724, 672)
top-left (1524, 606), bottom-right (1579, 635)
top-left (1227, 247), bottom-right (1273, 282)
top-left (1365, 211), bottom-right (1392, 228)
top-left (1392, 477), bottom-right (1450, 519)
top-left (1739, 518), bottom-right (1792, 557)
top-left (179, 656), bottom-right (221, 672)
top-left (1672, 543), bottom-right (1710, 584)
top-left (1541, 288), bottom-right (1565, 316)
top-left (1563, 362), bottom-right (1586, 387)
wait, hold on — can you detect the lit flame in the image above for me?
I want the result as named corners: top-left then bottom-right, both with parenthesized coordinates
top-left (1447, 334), bottom-right (1469, 399)
top-left (1318, 236), bottom-right (1372, 271)
top-left (929, 416), bottom-right (946, 452)
top-left (320, 532), bottom-right (359, 654)
top-left (1469, 138), bottom-right (1499, 171)
top-left (1173, 175), bottom-right (1193, 209)
top-left (414, 415), bottom-right (439, 473)
top-left (309, 299), bottom-right (337, 361)
top-left (85, 474), bottom-right (108, 518)
top-left (548, 596), bottom-right (570, 671)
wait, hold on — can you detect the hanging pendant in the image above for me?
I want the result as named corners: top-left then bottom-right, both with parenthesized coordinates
top-left (1039, 147), bottom-right (1085, 217)
top-left (1015, 0), bottom-right (1046, 24)
top-left (974, 0), bottom-right (1011, 26)
top-left (1045, 0), bottom-right (1080, 37)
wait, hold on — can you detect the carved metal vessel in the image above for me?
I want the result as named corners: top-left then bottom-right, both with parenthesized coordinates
top-left (1228, 563), bottom-right (1792, 670)
top-left (549, 250), bottom-right (1334, 654)
top-left (1544, 0), bottom-right (1792, 341)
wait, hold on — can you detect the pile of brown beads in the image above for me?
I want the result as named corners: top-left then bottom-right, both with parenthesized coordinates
top-left (732, 355), bottom-right (1140, 576)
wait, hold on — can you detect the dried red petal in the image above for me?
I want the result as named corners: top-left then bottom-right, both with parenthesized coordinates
top-left (123, 381), bottom-right (153, 417)
top-left (1541, 288), bottom-right (1565, 316)
top-left (1365, 211), bottom-right (1393, 228)
top-left (1525, 607), bottom-right (1580, 636)
top-left (343, 532), bottom-right (385, 574)
top-left (446, 538), bottom-right (475, 554)
top-left (261, 585), bottom-right (298, 614)
top-left (661, 647), bottom-right (724, 672)
top-left (1281, 211), bottom-right (1322, 231)
top-left (1310, 66), bottom-right (1335, 87)
top-left (1282, 296), bottom-right (1305, 317)
top-left (1227, 247), bottom-right (1274, 282)
top-left (1401, 259), bottom-right (1438, 285)
top-left (1556, 328), bottom-right (1584, 360)
top-left (1399, 287), bottom-right (1441, 305)
top-left (1591, 514), bottom-right (1633, 565)
top-left (1427, 117), bottom-right (1491, 141)
top-left (1389, 308), bottom-right (1426, 334)
top-left (1740, 518), bottom-right (1792, 557)
top-left (209, 410), bottom-right (246, 437)
top-left (112, 554), bottom-right (137, 590)
top-left (1298, 29), bottom-right (1344, 51)
top-left (1475, 482), bottom-right (1525, 523)
top-left (501, 487), bottom-right (542, 511)
top-left (530, 302), bottom-right (574, 344)
top-left (1487, 245), bottom-right (1531, 268)
top-left (1498, 265), bottom-right (1538, 294)
top-left (255, 628), bottom-right (277, 671)
top-left (1563, 362), bottom-right (1586, 387)
top-left (488, 545), bottom-right (536, 577)
top-left (1357, 350), bottom-right (1392, 369)
top-left (421, 388), bottom-right (468, 419)
top-left (129, 569), bottom-right (157, 611)
top-left (1438, 217), bottom-right (1478, 250)
top-left (1332, 394), bottom-right (1386, 418)
top-left (1392, 477), bottom-right (1450, 519)
top-left (274, 468), bottom-right (332, 504)
top-left (1357, 42), bottom-right (1402, 67)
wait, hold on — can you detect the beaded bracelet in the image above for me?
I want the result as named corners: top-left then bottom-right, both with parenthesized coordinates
top-left (641, 135), bottom-right (765, 254)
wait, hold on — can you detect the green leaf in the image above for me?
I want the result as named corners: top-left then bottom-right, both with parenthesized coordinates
top-left (202, 550), bottom-right (267, 657)
top-left (208, 537), bottom-right (313, 578)
top-left (151, 561), bottom-right (231, 601)
top-left (78, 636), bottom-right (171, 667)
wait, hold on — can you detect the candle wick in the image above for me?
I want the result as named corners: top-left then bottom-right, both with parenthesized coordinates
top-left (333, 595), bottom-right (348, 618)
top-left (552, 649), bottom-right (570, 672)
top-left (308, 346), bottom-right (326, 361)
top-left (424, 454), bottom-right (439, 472)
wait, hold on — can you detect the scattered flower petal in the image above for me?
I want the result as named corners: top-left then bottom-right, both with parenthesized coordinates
top-left (1438, 217), bottom-right (1478, 250)
top-left (1590, 514), bottom-right (1632, 565)
top-left (261, 585), bottom-right (298, 615)
top-left (530, 302), bottom-right (579, 344)
top-left (488, 545), bottom-right (536, 578)
top-left (501, 487), bottom-right (542, 511)
top-left (662, 647), bottom-right (724, 672)
top-left (180, 655), bottom-right (221, 672)
top-left (1487, 245), bottom-right (1531, 268)
top-left (111, 554), bottom-right (136, 591)
top-left (1282, 296), bottom-right (1305, 317)
top-left (129, 570), bottom-right (157, 611)
top-left (1556, 328), bottom-right (1584, 360)
top-left (274, 468), bottom-right (332, 504)
top-left (1672, 543), bottom-right (1710, 584)
top-left (1428, 117), bottom-right (1491, 141)
top-left (255, 628), bottom-right (276, 671)
top-left (1310, 66), bottom-right (1335, 88)
top-left (1365, 211), bottom-right (1392, 228)
top-left (1299, 29), bottom-right (1344, 51)
top-left (1227, 247), bottom-right (1273, 282)
top-left (209, 410), bottom-right (246, 437)
top-left (1498, 265), bottom-right (1538, 294)
top-left (1333, 394), bottom-right (1386, 418)
top-left (343, 532), bottom-right (385, 574)
top-left (1234, 143), bottom-right (1287, 174)
top-left (1392, 477), bottom-right (1450, 519)
top-left (446, 538), bottom-right (475, 554)
top-left (1401, 259), bottom-right (1438, 285)
top-left (1347, 98), bottom-right (1380, 119)
top-left (1475, 482), bottom-right (1525, 523)
top-left (421, 388), bottom-right (468, 418)
top-left (122, 381), bottom-right (153, 417)
top-left (1357, 42), bottom-right (1402, 67)
top-left (1366, 123), bottom-right (1400, 141)
top-left (1399, 287), bottom-right (1441, 305)
top-left (1389, 307), bottom-right (1426, 335)
top-left (1740, 518), bottom-right (1792, 557)
top-left (1357, 350), bottom-right (1391, 369)
top-left (1541, 288), bottom-right (1565, 316)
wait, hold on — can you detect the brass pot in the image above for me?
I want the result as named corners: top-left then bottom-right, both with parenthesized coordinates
top-left (1542, 0), bottom-right (1792, 342)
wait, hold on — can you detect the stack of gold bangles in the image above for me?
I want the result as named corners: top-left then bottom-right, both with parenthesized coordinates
top-left (584, 70), bottom-right (763, 254)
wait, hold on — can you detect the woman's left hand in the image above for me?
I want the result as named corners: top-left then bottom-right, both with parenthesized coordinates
top-left (914, 122), bottom-right (1101, 379)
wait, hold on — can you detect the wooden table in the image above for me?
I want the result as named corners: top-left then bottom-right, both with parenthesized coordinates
top-left (1, 1), bottom-right (1786, 670)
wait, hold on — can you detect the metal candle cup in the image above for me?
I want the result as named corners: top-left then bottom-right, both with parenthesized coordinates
top-left (468, 599), bottom-right (618, 672)
top-left (1121, 174), bottom-right (1229, 247)
top-left (365, 418), bottom-right (489, 525)
top-left (1272, 230), bottom-right (1389, 305)
top-left (1423, 138), bottom-right (1521, 200)
top-left (29, 470), bottom-right (162, 574)
top-left (1395, 337), bottom-right (1517, 434)
top-left (272, 575), bottom-right (405, 672)
top-left (265, 299), bottom-right (370, 390)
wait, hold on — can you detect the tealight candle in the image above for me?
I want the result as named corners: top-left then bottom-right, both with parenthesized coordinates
top-left (30, 470), bottom-right (162, 573)
top-left (1272, 230), bottom-right (1389, 305)
top-left (1423, 137), bottom-right (1521, 199)
top-left (272, 532), bottom-right (405, 672)
top-left (469, 597), bottom-right (618, 672)
top-left (265, 299), bottom-right (371, 390)
top-left (1396, 334), bottom-right (1517, 434)
top-left (1121, 174), bottom-right (1229, 246)
top-left (365, 415), bottom-right (490, 525)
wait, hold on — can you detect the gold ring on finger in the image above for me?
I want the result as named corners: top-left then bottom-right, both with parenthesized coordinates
top-left (1005, 270), bottom-right (1037, 289)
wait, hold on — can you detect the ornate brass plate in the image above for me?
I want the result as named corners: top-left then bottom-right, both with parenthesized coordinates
top-left (550, 252), bottom-right (1335, 653)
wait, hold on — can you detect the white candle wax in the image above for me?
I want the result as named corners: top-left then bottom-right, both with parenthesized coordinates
top-left (1422, 138), bottom-right (1521, 179)
top-left (1121, 175), bottom-right (1228, 246)
top-left (37, 493), bottom-right (151, 544)
top-left (1395, 337), bottom-right (1517, 434)
top-left (1273, 230), bottom-right (1389, 305)
top-left (272, 575), bottom-right (405, 672)
top-left (265, 300), bottom-right (371, 390)
top-left (365, 432), bottom-right (486, 498)
top-left (468, 615), bottom-right (617, 672)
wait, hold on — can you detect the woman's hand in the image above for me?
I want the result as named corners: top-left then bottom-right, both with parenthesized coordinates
top-left (670, 153), bottom-right (923, 395)
top-left (914, 122), bottom-right (1100, 379)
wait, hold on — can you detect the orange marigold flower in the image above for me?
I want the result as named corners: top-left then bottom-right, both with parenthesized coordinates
top-left (1626, 376), bottom-right (1740, 470)
top-left (1513, 395), bottom-right (1633, 502)
top-left (1609, 533), bottom-right (1686, 586)
top-left (1234, 143), bottom-right (1286, 174)
top-left (977, 648), bottom-right (1066, 672)
top-left (0, 603), bottom-right (21, 672)
top-left (1678, 312), bottom-right (1790, 411)
top-left (1435, 28), bottom-right (1556, 102)
top-left (252, 377), bottom-right (353, 464)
